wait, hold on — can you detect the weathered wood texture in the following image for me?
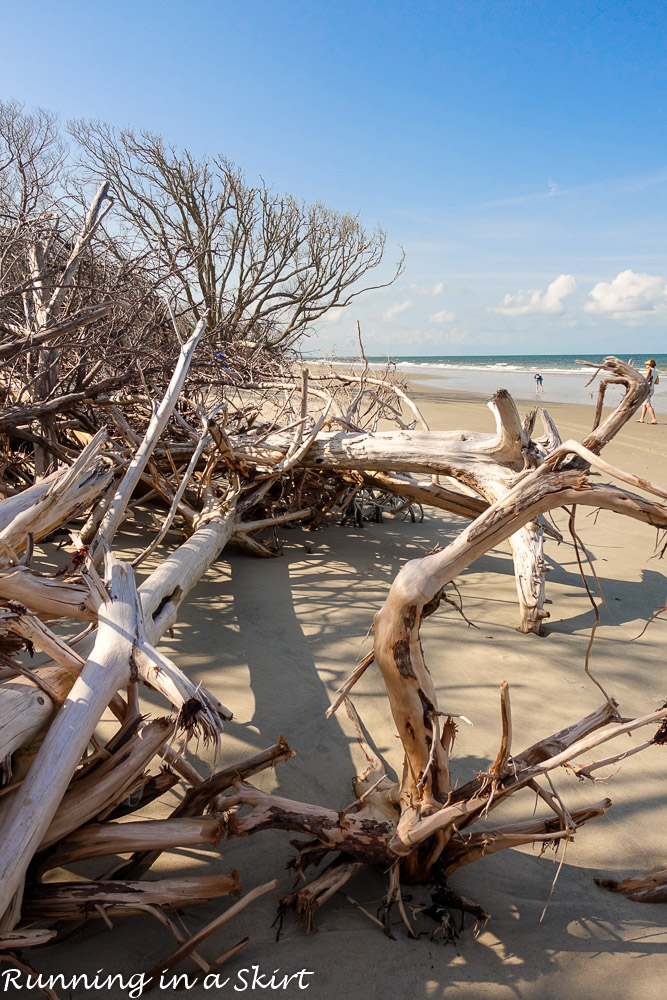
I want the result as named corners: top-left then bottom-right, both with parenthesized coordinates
top-left (0, 332), bottom-right (662, 958)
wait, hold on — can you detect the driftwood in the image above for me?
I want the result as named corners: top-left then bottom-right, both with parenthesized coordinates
top-left (214, 453), bottom-right (666, 931)
top-left (220, 360), bottom-right (649, 632)
top-left (0, 315), bottom-right (315, 965)
top-left (22, 874), bottom-right (243, 921)
top-left (89, 319), bottom-right (206, 562)
top-left (0, 430), bottom-right (113, 568)
top-left (595, 869), bottom-right (667, 904)
top-left (0, 116), bottom-right (664, 985)
top-left (0, 285), bottom-right (664, 978)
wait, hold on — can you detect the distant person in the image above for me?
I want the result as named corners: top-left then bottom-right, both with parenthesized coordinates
top-left (216, 349), bottom-right (232, 379)
top-left (534, 372), bottom-right (544, 396)
top-left (637, 358), bottom-right (659, 424)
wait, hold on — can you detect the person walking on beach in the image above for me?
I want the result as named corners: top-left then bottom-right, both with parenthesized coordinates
top-left (637, 358), bottom-right (659, 424)
top-left (534, 372), bottom-right (544, 396)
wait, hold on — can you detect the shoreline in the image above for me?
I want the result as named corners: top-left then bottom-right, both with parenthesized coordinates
top-left (403, 374), bottom-right (667, 480)
top-left (312, 360), bottom-right (667, 414)
top-left (308, 363), bottom-right (667, 472)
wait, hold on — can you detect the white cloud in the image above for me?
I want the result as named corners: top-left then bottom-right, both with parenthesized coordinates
top-left (383, 300), bottom-right (412, 321)
top-left (407, 282), bottom-right (445, 296)
top-left (584, 269), bottom-right (667, 315)
top-left (319, 304), bottom-right (350, 324)
top-left (429, 309), bottom-right (455, 324)
top-left (491, 274), bottom-right (577, 316)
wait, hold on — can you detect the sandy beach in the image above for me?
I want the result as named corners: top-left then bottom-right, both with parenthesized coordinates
top-left (33, 378), bottom-right (666, 1000)
top-left (4, 6), bottom-right (665, 996)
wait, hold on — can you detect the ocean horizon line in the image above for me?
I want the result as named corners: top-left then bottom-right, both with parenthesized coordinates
top-left (304, 352), bottom-right (667, 377)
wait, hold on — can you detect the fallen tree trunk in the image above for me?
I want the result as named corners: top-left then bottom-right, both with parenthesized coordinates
top-left (0, 329), bottom-right (663, 960)
top-left (0, 494), bottom-right (241, 762)
top-left (22, 873), bottom-right (242, 920)
top-left (0, 555), bottom-right (146, 923)
top-left (211, 443), bottom-right (667, 929)
top-left (0, 429), bottom-right (113, 568)
top-left (222, 359), bottom-right (648, 632)
top-left (373, 447), bottom-right (667, 846)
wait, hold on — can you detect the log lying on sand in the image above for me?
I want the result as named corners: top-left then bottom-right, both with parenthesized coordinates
top-left (222, 358), bottom-right (649, 632)
top-left (0, 306), bottom-right (663, 979)
top-left (0, 555), bottom-right (173, 916)
top-left (212, 443), bottom-right (667, 933)
top-left (0, 430), bottom-right (113, 568)
top-left (0, 321), bottom-right (302, 967)
top-left (22, 873), bottom-right (243, 921)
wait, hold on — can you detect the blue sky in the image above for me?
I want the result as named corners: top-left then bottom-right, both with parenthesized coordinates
top-left (2, 0), bottom-right (667, 356)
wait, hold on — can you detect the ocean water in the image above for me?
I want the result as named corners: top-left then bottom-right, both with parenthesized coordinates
top-left (313, 353), bottom-right (667, 412)
top-left (363, 352), bottom-right (667, 375)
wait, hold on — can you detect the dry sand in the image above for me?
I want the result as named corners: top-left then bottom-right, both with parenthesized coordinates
top-left (31, 381), bottom-right (666, 1000)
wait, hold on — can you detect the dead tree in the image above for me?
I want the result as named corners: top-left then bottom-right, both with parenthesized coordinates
top-left (0, 336), bottom-right (664, 973)
top-left (213, 443), bottom-right (667, 933)
top-left (209, 358), bottom-right (649, 632)
top-left (69, 119), bottom-right (404, 347)
top-left (0, 329), bottom-right (318, 977)
top-left (1, 166), bottom-right (664, 971)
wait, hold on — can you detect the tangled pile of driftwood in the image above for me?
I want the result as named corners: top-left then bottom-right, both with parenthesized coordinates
top-left (0, 183), bottom-right (666, 988)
